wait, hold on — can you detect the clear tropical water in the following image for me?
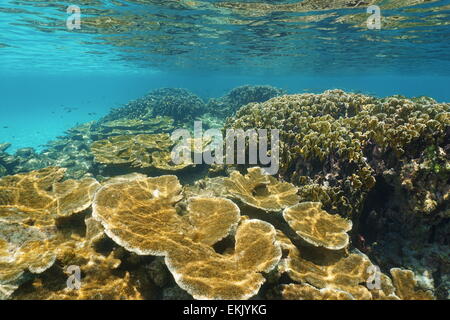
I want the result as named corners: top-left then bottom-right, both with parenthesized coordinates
top-left (1, 0), bottom-right (450, 302)
top-left (1, 0), bottom-right (449, 152)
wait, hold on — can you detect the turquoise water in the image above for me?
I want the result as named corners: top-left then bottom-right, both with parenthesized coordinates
top-left (1, 0), bottom-right (450, 302)
top-left (1, 0), bottom-right (450, 152)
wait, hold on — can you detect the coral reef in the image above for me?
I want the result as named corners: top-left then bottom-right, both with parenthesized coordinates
top-left (1, 88), bottom-right (448, 300)
top-left (0, 143), bottom-right (12, 177)
top-left (150, 88), bottom-right (206, 122)
top-left (226, 90), bottom-right (379, 217)
top-left (226, 89), bottom-right (448, 219)
top-left (226, 89), bottom-right (449, 298)
top-left (277, 227), bottom-right (433, 300)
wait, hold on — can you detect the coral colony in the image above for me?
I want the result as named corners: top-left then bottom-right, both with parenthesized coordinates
top-left (170, 121), bottom-right (280, 175)
top-left (0, 87), bottom-right (448, 300)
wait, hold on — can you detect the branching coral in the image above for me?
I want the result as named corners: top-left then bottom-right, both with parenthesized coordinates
top-left (207, 85), bottom-right (286, 117)
top-left (150, 88), bottom-right (206, 122)
top-left (226, 90), bottom-right (379, 217)
top-left (92, 173), bottom-right (281, 299)
top-left (223, 167), bottom-right (299, 212)
top-left (100, 88), bottom-right (206, 123)
top-left (226, 90), bottom-right (448, 221)
top-left (283, 202), bottom-right (352, 250)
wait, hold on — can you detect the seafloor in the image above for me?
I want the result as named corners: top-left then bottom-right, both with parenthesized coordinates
top-left (0, 86), bottom-right (448, 300)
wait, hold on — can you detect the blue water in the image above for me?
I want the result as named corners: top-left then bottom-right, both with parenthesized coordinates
top-left (1, 0), bottom-right (450, 153)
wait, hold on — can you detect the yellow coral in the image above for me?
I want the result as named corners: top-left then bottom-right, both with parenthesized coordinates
top-left (283, 202), bottom-right (352, 250)
top-left (390, 268), bottom-right (435, 300)
top-left (92, 173), bottom-right (281, 299)
top-left (90, 134), bottom-right (169, 167)
top-left (278, 232), bottom-right (373, 300)
top-left (167, 219), bottom-right (281, 300)
top-left (97, 117), bottom-right (174, 138)
top-left (92, 173), bottom-right (186, 255)
top-left (0, 168), bottom-right (100, 299)
top-left (91, 133), bottom-right (209, 171)
top-left (281, 248), bottom-right (373, 300)
top-left (223, 167), bottom-right (299, 211)
top-left (282, 283), bottom-right (354, 300)
top-left (184, 197), bottom-right (240, 246)
top-left (12, 217), bottom-right (142, 300)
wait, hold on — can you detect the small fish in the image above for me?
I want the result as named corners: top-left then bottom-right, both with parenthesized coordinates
top-left (63, 107), bottom-right (78, 113)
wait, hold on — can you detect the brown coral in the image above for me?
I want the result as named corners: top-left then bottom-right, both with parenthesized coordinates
top-left (226, 90), bottom-right (448, 220)
top-left (283, 202), bottom-right (352, 250)
top-left (223, 167), bottom-right (299, 211)
top-left (92, 173), bottom-right (281, 299)
top-left (0, 223), bottom-right (56, 299)
top-left (167, 219), bottom-right (281, 300)
top-left (90, 134), bottom-right (172, 168)
top-left (282, 283), bottom-right (354, 300)
top-left (90, 133), bottom-right (209, 171)
top-left (12, 217), bottom-right (142, 300)
top-left (0, 167), bottom-right (100, 223)
top-left (277, 231), bottom-right (373, 300)
top-left (95, 116), bottom-right (174, 139)
top-left (280, 248), bottom-right (373, 300)
top-left (0, 168), bottom-right (100, 299)
top-left (92, 173), bottom-right (185, 255)
top-left (390, 268), bottom-right (435, 300)
top-left (278, 230), bottom-right (435, 300)
top-left (184, 197), bottom-right (240, 246)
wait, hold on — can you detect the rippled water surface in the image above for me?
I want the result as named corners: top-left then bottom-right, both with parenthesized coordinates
top-left (1, 0), bottom-right (450, 73)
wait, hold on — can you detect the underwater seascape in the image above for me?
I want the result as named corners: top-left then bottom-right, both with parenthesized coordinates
top-left (0, 0), bottom-right (450, 303)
